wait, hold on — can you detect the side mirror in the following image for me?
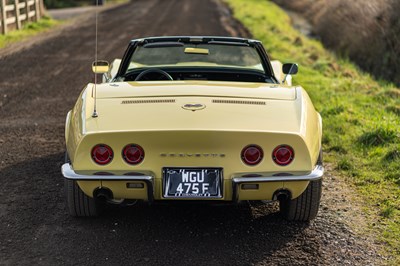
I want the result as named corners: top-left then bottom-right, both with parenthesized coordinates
top-left (92, 60), bottom-right (110, 74)
top-left (282, 63), bottom-right (298, 85)
top-left (282, 63), bottom-right (298, 75)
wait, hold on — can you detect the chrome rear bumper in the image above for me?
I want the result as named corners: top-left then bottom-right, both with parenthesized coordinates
top-left (61, 163), bottom-right (323, 202)
top-left (62, 163), bottom-right (153, 181)
top-left (62, 163), bottom-right (154, 201)
top-left (232, 164), bottom-right (324, 184)
top-left (231, 164), bottom-right (324, 201)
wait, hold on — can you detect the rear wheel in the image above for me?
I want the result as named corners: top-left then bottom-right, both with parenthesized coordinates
top-left (65, 179), bottom-right (102, 217)
top-left (279, 179), bottom-right (322, 221)
top-left (64, 152), bottom-right (102, 217)
top-left (279, 149), bottom-right (323, 221)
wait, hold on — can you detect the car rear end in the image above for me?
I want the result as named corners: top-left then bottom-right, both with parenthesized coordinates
top-left (63, 83), bottom-right (322, 205)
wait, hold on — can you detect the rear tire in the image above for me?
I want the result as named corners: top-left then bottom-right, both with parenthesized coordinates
top-left (64, 152), bottom-right (101, 217)
top-left (279, 178), bottom-right (322, 221)
top-left (65, 179), bottom-right (101, 217)
top-left (280, 149), bottom-right (324, 221)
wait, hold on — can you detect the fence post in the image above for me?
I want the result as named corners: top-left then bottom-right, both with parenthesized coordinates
top-left (14, 0), bottom-right (21, 30)
top-left (1, 0), bottom-right (7, 34)
top-left (24, 0), bottom-right (29, 23)
top-left (34, 0), bottom-right (40, 21)
top-left (39, 0), bottom-right (44, 17)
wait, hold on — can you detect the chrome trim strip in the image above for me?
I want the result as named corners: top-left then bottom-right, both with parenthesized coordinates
top-left (232, 164), bottom-right (324, 184)
top-left (61, 163), bottom-right (153, 181)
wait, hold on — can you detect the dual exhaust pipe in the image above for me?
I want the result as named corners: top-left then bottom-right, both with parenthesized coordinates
top-left (94, 186), bottom-right (292, 202)
top-left (273, 190), bottom-right (291, 202)
top-left (94, 187), bottom-right (113, 201)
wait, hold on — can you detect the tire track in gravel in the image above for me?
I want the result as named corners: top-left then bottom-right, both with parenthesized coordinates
top-left (0, 0), bottom-right (384, 265)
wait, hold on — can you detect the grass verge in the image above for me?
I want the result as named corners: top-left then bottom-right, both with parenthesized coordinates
top-left (226, 0), bottom-right (400, 262)
top-left (0, 16), bottom-right (59, 50)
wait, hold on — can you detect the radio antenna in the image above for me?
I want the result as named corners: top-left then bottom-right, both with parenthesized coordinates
top-left (92, 0), bottom-right (99, 118)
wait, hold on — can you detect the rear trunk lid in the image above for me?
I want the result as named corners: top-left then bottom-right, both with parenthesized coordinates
top-left (88, 81), bottom-right (300, 133)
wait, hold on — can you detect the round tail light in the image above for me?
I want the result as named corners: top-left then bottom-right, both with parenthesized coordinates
top-left (241, 145), bottom-right (263, 166)
top-left (272, 145), bottom-right (294, 166)
top-left (122, 144), bottom-right (145, 165)
top-left (91, 144), bottom-right (113, 165)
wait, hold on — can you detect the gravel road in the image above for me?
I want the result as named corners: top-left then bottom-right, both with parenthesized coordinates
top-left (0, 0), bottom-right (384, 265)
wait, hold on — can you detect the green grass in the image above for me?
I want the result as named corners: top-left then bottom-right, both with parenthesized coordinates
top-left (226, 0), bottom-right (400, 261)
top-left (0, 16), bottom-right (59, 49)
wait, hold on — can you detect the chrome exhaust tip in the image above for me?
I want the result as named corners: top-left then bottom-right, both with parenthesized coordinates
top-left (93, 187), bottom-right (113, 202)
top-left (273, 190), bottom-right (292, 201)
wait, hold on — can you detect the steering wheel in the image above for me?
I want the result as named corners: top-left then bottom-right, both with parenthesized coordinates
top-left (134, 68), bottom-right (173, 81)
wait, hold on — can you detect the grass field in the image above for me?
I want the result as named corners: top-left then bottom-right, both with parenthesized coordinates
top-left (226, 0), bottom-right (400, 261)
top-left (0, 16), bottom-right (59, 50)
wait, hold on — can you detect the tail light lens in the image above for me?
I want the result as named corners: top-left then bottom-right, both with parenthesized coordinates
top-left (272, 145), bottom-right (294, 166)
top-left (122, 144), bottom-right (145, 165)
top-left (241, 145), bottom-right (263, 166)
top-left (91, 144), bottom-right (113, 165)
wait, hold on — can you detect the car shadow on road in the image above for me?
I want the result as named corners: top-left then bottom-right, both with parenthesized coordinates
top-left (97, 202), bottom-right (311, 265)
top-left (0, 153), bottom-right (312, 265)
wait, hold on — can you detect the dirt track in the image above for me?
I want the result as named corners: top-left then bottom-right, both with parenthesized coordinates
top-left (0, 0), bottom-right (384, 264)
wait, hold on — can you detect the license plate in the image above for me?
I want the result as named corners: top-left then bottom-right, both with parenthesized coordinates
top-left (163, 168), bottom-right (223, 198)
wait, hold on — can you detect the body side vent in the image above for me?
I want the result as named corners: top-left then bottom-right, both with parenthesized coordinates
top-left (121, 99), bottom-right (175, 104)
top-left (212, 99), bottom-right (266, 105)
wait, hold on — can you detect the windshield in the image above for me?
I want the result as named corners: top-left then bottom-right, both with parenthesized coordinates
top-left (127, 43), bottom-right (265, 73)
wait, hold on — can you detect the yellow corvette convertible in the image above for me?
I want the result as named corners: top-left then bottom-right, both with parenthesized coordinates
top-left (62, 36), bottom-right (323, 220)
